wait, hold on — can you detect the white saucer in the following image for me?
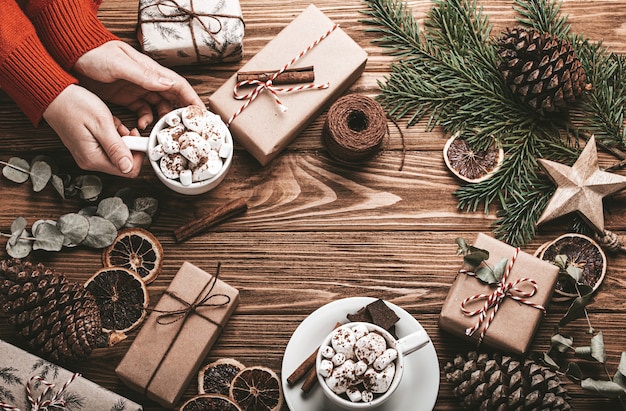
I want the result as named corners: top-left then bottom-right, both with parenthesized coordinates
top-left (281, 297), bottom-right (440, 411)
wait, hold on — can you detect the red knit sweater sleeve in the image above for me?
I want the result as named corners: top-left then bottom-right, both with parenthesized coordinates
top-left (19, 0), bottom-right (119, 70)
top-left (0, 0), bottom-right (77, 125)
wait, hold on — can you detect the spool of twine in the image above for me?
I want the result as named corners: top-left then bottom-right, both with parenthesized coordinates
top-left (322, 94), bottom-right (388, 164)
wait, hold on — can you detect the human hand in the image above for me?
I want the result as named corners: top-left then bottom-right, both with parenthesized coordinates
top-left (73, 40), bottom-right (205, 129)
top-left (43, 84), bottom-right (144, 177)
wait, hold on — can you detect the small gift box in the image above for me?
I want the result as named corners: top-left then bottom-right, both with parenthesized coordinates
top-left (137, 0), bottom-right (245, 66)
top-left (208, 4), bottom-right (368, 166)
top-left (115, 262), bottom-right (239, 408)
top-left (439, 233), bottom-right (560, 354)
top-left (0, 339), bottom-right (142, 410)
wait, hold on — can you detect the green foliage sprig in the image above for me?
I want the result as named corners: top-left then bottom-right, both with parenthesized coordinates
top-left (455, 237), bottom-right (509, 284)
top-left (1, 188), bottom-right (158, 258)
top-left (362, 0), bottom-right (626, 246)
top-left (539, 256), bottom-right (626, 405)
top-left (1, 156), bottom-right (102, 201)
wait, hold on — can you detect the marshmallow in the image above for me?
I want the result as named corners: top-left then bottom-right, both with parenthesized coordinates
top-left (319, 359), bottom-right (334, 378)
top-left (361, 390), bottom-right (374, 403)
top-left (192, 156), bottom-right (222, 182)
top-left (163, 111), bottom-right (182, 127)
top-left (321, 345), bottom-right (335, 359)
top-left (331, 328), bottom-right (356, 359)
top-left (179, 169), bottom-right (192, 186)
top-left (160, 133), bottom-right (180, 154)
top-left (352, 324), bottom-right (369, 341)
top-left (219, 141), bottom-right (233, 159)
top-left (160, 154), bottom-right (187, 179)
top-left (149, 144), bottom-right (165, 161)
top-left (182, 105), bottom-right (206, 133)
top-left (179, 131), bottom-right (205, 164)
top-left (332, 353), bottom-right (346, 366)
top-left (157, 124), bottom-right (185, 145)
top-left (373, 348), bottom-right (398, 371)
top-left (354, 360), bottom-right (368, 376)
top-left (355, 332), bottom-right (387, 365)
top-left (325, 375), bottom-right (348, 395)
top-left (346, 386), bottom-right (362, 403)
top-left (363, 362), bottom-right (395, 394)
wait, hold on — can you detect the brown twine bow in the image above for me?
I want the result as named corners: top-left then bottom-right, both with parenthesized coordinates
top-left (139, 0), bottom-right (244, 63)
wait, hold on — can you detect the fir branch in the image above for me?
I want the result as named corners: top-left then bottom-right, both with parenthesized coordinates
top-left (513, 0), bottom-right (570, 37)
top-left (360, 0), bottom-right (421, 56)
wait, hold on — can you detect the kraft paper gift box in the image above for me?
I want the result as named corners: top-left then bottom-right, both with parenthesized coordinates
top-left (209, 4), bottom-right (368, 166)
top-left (439, 233), bottom-right (560, 355)
top-left (115, 262), bottom-right (239, 409)
top-left (0, 339), bottom-right (142, 410)
top-left (137, 0), bottom-right (244, 66)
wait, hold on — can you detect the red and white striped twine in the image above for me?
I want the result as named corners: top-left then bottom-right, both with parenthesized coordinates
top-left (227, 24), bottom-right (339, 126)
top-left (460, 247), bottom-right (546, 346)
top-left (0, 373), bottom-right (80, 411)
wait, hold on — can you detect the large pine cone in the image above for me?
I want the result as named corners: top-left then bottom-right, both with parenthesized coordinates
top-left (497, 26), bottom-right (588, 115)
top-left (444, 351), bottom-right (571, 411)
top-left (0, 259), bottom-right (102, 362)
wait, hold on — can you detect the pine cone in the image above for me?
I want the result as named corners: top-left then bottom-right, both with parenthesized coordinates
top-left (0, 259), bottom-right (102, 363)
top-left (497, 26), bottom-right (588, 115)
top-left (444, 351), bottom-right (571, 411)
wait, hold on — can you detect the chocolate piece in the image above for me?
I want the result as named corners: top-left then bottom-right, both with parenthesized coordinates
top-left (347, 306), bottom-right (372, 323)
top-left (367, 299), bottom-right (400, 331)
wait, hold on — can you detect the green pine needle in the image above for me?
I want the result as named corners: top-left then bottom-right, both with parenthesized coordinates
top-left (362, 0), bottom-right (626, 246)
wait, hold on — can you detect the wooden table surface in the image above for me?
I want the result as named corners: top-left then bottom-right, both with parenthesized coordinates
top-left (2, 0), bottom-right (626, 410)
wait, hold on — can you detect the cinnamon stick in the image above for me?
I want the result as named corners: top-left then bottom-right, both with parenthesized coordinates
top-left (173, 197), bottom-right (248, 242)
top-left (286, 321), bottom-right (342, 387)
top-left (301, 366), bottom-right (319, 393)
top-left (237, 66), bottom-right (315, 85)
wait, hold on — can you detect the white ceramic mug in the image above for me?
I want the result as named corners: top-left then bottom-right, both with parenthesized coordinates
top-left (316, 322), bottom-right (430, 409)
top-left (122, 107), bottom-right (233, 195)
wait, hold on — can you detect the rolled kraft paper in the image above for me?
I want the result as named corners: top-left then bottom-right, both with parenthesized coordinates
top-left (322, 94), bottom-right (387, 163)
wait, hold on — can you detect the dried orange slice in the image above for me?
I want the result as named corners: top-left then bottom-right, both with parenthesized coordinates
top-left (102, 228), bottom-right (163, 284)
top-left (179, 394), bottom-right (242, 411)
top-left (230, 366), bottom-right (283, 411)
top-left (443, 132), bottom-right (504, 183)
top-left (198, 358), bottom-right (246, 395)
top-left (84, 267), bottom-right (149, 333)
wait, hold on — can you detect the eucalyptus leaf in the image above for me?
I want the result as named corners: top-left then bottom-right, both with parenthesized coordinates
top-left (31, 155), bottom-right (58, 174)
top-left (57, 213), bottom-right (90, 247)
top-left (30, 161), bottom-right (52, 192)
top-left (475, 266), bottom-right (499, 284)
top-left (10, 216), bottom-right (27, 234)
top-left (50, 174), bottom-right (65, 199)
top-left (32, 222), bottom-right (64, 252)
top-left (554, 254), bottom-right (568, 269)
top-left (619, 352), bottom-right (626, 376)
top-left (574, 346), bottom-right (594, 361)
top-left (133, 197), bottom-right (158, 217)
top-left (32, 219), bottom-right (57, 236)
top-left (581, 378), bottom-right (626, 398)
top-left (614, 355), bottom-right (626, 389)
top-left (565, 362), bottom-right (584, 382)
top-left (540, 352), bottom-right (560, 370)
top-left (74, 175), bottom-right (102, 201)
top-left (590, 332), bottom-right (606, 364)
top-left (81, 216), bottom-right (117, 248)
top-left (464, 249), bottom-right (489, 269)
top-left (3, 157), bottom-right (30, 183)
top-left (456, 237), bottom-right (469, 255)
top-left (125, 210), bottom-right (152, 228)
top-left (78, 206), bottom-right (98, 217)
top-left (6, 230), bottom-right (33, 258)
top-left (115, 187), bottom-right (136, 208)
top-left (560, 292), bottom-right (594, 327)
top-left (566, 265), bottom-right (584, 283)
top-left (97, 197), bottom-right (130, 229)
top-left (551, 333), bottom-right (574, 353)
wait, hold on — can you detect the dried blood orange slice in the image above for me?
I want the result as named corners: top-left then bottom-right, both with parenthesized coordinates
top-left (443, 132), bottom-right (504, 183)
top-left (229, 366), bottom-right (283, 411)
top-left (180, 394), bottom-right (242, 411)
top-left (102, 228), bottom-right (163, 284)
top-left (198, 358), bottom-right (246, 395)
top-left (84, 267), bottom-right (149, 333)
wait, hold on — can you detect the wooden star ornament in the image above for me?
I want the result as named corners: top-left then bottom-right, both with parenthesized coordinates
top-left (537, 135), bottom-right (626, 233)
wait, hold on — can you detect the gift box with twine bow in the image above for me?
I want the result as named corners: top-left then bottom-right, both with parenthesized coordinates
top-left (137, 0), bottom-right (245, 66)
top-left (439, 233), bottom-right (560, 355)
